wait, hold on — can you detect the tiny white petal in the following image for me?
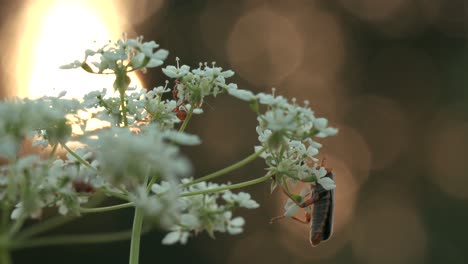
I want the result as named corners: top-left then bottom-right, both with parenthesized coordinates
top-left (230, 217), bottom-right (245, 226)
top-left (11, 207), bottom-right (22, 220)
top-left (228, 226), bottom-right (243, 235)
top-left (192, 108), bottom-right (203, 114)
top-left (162, 231), bottom-right (181, 245)
top-left (284, 200), bottom-right (299, 217)
top-left (179, 232), bottom-right (190, 244)
top-left (181, 214), bottom-right (199, 228)
top-left (314, 118), bottom-right (328, 130)
top-left (318, 177), bottom-right (336, 190)
top-left (221, 70), bottom-right (235, 78)
top-left (146, 58), bottom-right (163, 68)
top-left (228, 88), bottom-right (256, 101)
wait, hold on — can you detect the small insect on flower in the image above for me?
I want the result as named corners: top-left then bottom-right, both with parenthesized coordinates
top-left (72, 180), bottom-right (95, 194)
top-left (173, 106), bottom-right (187, 121)
top-left (270, 158), bottom-right (335, 247)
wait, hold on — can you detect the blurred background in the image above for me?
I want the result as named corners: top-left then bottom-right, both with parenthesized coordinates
top-left (1, 0), bottom-right (468, 263)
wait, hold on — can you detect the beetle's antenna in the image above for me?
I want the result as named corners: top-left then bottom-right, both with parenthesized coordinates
top-left (320, 157), bottom-right (327, 168)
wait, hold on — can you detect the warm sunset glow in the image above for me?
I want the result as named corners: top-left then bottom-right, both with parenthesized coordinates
top-left (15, 0), bottom-right (142, 98)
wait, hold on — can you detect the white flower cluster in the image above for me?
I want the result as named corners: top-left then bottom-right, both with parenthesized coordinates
top-left (130, 183), bottom-right (181, 229)
top-left (226, 86), bottom-right (338, 190)
top-left (61, 33), bottom-right (168, 74)
top-left (85, 125), bottom-right (194, 186)
top-left (144, 179), bottom-right (259, 245)
top-left (0, 96), bottom-right (79, 159)
top-left (78, 87), bottom-right (184, 130)
top-left (0, 91), bottom-right (198, 220)
top-left (162, 59), bottom-right (236, 107)
top-left (1, 153), bottom-right (98, 220)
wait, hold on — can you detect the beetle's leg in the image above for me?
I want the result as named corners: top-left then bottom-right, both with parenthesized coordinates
top-left (270, 212), bottom-right (311, 224)
top-left (280, 185), bottom-right (319, 208)
top-left (269, 215), bottom-right (285, 224)
top-left (291, 215), bottom-right (311, 224)
top-left (320, 157), bottom-right (327, 167)
top-left (317, 156), bottom-right (333, 173)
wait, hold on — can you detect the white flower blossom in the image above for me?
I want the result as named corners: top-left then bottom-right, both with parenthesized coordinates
top-left (225, 212), bottom-right (245, 235)
top-left (222, 191), bottom-right (260, 209)
top-left (312, 166), bottom-right (336, 190)
top-left (153, 86), bottom-right (171, 94)
top-left (162, 229), bottom-right (190, 245)
top-left (314, 118), bottom-right (339, 138)
top-left (227, 88), bottom-right (256, 101)
top-left (161, 130), bottom-right (202, 146)
top-left (86, 126), bottom-right (191, 185)
top-left (62, 33), bottom-right (168, 74)
top-left (162, 65), bottom-right (190, 78)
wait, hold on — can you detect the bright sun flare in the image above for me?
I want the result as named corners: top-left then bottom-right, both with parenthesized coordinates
top-left (16, 0), bottom-right (141, 98)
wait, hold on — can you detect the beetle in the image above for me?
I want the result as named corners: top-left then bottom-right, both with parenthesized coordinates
top-left (270, 158), bottom-right (335, 246)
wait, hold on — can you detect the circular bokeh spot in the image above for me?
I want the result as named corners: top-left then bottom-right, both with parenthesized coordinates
top-left (227, 7), bottom-right (304, 86)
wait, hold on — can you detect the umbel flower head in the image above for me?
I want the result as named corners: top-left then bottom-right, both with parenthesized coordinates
top-left (60, 33), bottom-right (168, 75)
top-left (85, 125), bottom-right (193, 186)
top-left (225, 85), bottom-right (338, 189)
top-left (154, 179), bottom-right (260, 245)
top-left (0, 96), bottom-right (79, 159)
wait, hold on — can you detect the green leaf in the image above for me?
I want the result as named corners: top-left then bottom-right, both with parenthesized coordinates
top-left (301, 175), bottom-right (316, 183)
top-left (249, 99), bottom-right (260, 114)
top-left (140, 56), bottom-right (151, 68)
top-left (113, 72), bottom-right (131, 93)
top-left (81, 62), bottom-right (94, 73)
top-left (291, 193), bottom-right (303, 203)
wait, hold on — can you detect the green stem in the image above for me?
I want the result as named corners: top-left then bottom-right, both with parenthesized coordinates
top-left (181, 173), bottom-right (272, 197)
top-left (182, 145), bottom-right (267, 187)
top-left (80, 203), bottom-right (133, 214)
top-left (1, 204), bottom-right (10, 233)
top-left (178, 107), bottom-right (194, 133)
top-left (146, 176), bottom-right (159, 193)
top-left (48, 143), bottom-right (58, 159)
top-left (102, 189), bottom-right (131, 202)
top-left (129, 207), bottom-right (144, 264)
top-left (119, 91), bottom-right (129, 127)
top-left (61, 143), bottom-right (96, 171)
top-left (0, 247), bottom-right (11, 264)
top-left (9, 215), bottom-right (27, 237)
top-left (15, 215), bottom-right (76, 241)
top-left (128, 170), bottom-right (148, 264)
top-left (11, 229), bottom-right (148, 250)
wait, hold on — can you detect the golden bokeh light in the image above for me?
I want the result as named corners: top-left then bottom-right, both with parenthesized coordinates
top-left (226, 7), bottom-right (304, 86)
top-left (351, 190), bottom-right (427, 264)
top-left (280, 66), bottom-right (343, 120)
top-left (344, 95), bottom-right (409, 170)
top-left (266, 1), bottom-right (346, 86)
top-left (322, 124), bottom-right (372, 185)
top-left (113, 0), bottom-right (164, 25)
top-left (425, 110), bottom-right (468, 200)
top-left (295, 6), bottom-right (345, 85)
top-left (14, 0), bottom-right (142, 98)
